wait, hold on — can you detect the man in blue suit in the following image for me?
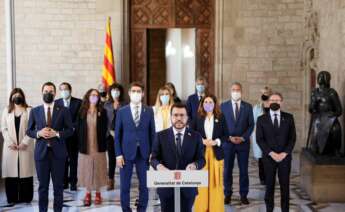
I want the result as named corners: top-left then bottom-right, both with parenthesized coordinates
top-left (186, 76), bottom-right (207, 121)
top-left (221, 82), bottom-right (254, 205)
top-left (151, 103), bottom-right (205, 212)
top-left (27, 82), bottom-right (73, 212)
top-left (115, 82), bottom-right (156, 212)
top-left (55, 82), bottom-right (82, 191)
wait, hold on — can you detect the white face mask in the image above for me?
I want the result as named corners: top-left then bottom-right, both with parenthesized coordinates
top-left (111, 89), bottom-right (120, 99)
top-left (130, 92), bottom-right (142, 104)
top-left (231, 92), bottom-right (242, 101)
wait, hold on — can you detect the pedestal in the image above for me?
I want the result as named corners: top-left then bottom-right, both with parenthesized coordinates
top-left (300, 148), bottom-right (345, 202)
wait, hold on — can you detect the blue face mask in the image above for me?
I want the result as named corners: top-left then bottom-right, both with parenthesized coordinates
top-left (60, 90), bottom-right (70, 100)
top-left (196, 85), bottom-right (205, 93)
top-left (160, 95), bottom-right (170, 105)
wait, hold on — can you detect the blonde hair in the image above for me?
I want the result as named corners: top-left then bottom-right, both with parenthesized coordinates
top-left (154, 85), bottom-right (175, 108)
top-left (258, 86), bottom-right (272, 104)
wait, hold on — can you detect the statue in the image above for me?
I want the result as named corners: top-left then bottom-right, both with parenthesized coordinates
top-left (307, 71), bottom-right (343, 156)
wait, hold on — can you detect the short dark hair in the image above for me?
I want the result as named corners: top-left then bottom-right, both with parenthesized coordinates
top-left (269, 92), bottom-right (283, 101)
top-left (231, 81), bottom-right (242, 89)
top-left (108, 82), bottom-right (125, 102)
top-left (129, 81), bottom-right (144, 91)
top-left (41, 82), bottom-right (56, 92)
top-left (59, 82), bottom-right (72, 90)
top-left (170, 103), bottom-right (188, 115)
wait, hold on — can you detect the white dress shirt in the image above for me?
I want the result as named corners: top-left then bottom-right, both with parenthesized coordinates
top-left (231, 99), bottom-right (241, 119)
top-left (173, 127), bottom-right (186, 146)
top-left (270, 109), bottom-right (281, 127)
top-left (63, 98), bottom-right (71, 108)
top-left (130, 102), bottom-right (142, 122)
top-left (43, 102), bottom-right (55, 124)
top-left (204, 115), bottom-right (221, 146)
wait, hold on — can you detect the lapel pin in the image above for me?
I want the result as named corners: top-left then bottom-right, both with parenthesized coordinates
top-left (188, 132), bottom-right (191, 136)
top-left (215, 119), bottom-right (219, 123)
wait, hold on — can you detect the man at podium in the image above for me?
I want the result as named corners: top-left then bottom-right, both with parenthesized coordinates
top-left (151, 103), bottom-right (206, 212)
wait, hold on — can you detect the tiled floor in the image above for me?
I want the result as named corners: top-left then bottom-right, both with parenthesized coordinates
top-left (0, 154), bottom-right (344, 211)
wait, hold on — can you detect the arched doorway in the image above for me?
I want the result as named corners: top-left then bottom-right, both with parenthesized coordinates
top-left (127, 0), bottom-right (215, 104)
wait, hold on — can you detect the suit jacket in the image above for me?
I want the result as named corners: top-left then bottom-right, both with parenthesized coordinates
top-left (26, 104), bottom-right (73, 161)
top-left (186, 93), bottom-right (200, 121)
top-left (76, 109), bottom-right (108, 154)
top-left (151, 127), bottom-right (205, 198)
top-left (115, 104), bottom-right (156, 160)
top-left (55, 97), bottom-right (82, 128)
top-left (1, 107), bottom-right (35, 178)
top-left (256, 111), bottom-right (296, 157)
top-left (191, 114), bottom-right (228, 160)
top-left (221, 100), bottom-right (254, 149)
top-left (55, 97), bottom-right (82, 149)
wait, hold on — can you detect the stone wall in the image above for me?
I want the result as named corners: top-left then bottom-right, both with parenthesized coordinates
top-left (217, 0), bottom-right (305, 150)
top-left (0, 0), bottom-right (123, 109)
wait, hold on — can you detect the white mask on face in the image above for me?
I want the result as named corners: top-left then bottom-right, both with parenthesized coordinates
top-left (130, 92), bottom-right (142, 104)
top-left (111, 89), bottom-right (120, 99)
top-left (231, 92), bottom-right (242, 101)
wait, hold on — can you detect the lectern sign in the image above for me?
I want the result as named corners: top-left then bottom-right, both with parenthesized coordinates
top-left (147, 170), bottom-right (208, 188)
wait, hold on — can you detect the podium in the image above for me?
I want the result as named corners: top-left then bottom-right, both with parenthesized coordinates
top-left (147, 170), bottom-right (208, 212)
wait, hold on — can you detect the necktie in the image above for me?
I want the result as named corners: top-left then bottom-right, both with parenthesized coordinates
top-left (273, 114), bottom-right (279, 129)
top-left (47, 107), bottom-right (52, 127)
top-left (47, 107), bottom-right (52, 146)
top-left (176, 133), bottom-right (182, 158)
top-left (235, 102), bottom-right (239, 121)
top-left (134, 105), bottom-right (140, 127)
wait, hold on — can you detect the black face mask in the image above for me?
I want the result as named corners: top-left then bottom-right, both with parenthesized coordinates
top-left (43, 93), bottom-right (54, 104)
top-left (261, 95), bottom-right (269, 101)
top-left (100, 92), bottom-right (107, 98)
top-left (270, 103), bottom-right (280, 111)
top-left (13, 96), bottom-right (24, 105)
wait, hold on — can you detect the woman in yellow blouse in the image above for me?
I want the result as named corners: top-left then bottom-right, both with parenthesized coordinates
top-left (152, 85), bottom-right (175, 132)
top-left (192, 94), bottom-right (229, 212)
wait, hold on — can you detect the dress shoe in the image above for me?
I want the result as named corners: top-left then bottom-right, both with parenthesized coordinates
top-left (241, 197), bottom-right (250, 205)
top-left (107, 179), bottom-right (114, 191)
top-left (70, 184), bottom-right (77, 191)
top-left (224, 196), bottom-right (231, 205)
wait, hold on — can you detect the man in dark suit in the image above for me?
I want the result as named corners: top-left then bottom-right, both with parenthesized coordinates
top-left (27, 82), bottom-right (73, 212)
top-left (221, 82), bottom-right (254, 205)
top-left (115, 82), bottom-right (156, 212)
top-left (151, 103), bottom-right (205, 212)
top-left (256, 92), bottom-right (296, 212)
top-left (186, 76), bottom-right (207, 121)
top-left (55, 82), bottom-right (82, 191)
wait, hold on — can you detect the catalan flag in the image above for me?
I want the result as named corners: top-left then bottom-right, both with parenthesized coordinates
top-left (102, 17), bottom-right (116, 88)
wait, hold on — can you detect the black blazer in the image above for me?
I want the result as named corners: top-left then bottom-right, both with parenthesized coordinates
top-left (151, 127), bottom-right (205, 198)
top-left (76, 109), bottom-right (108, 154)
top-left (191, 114), bottom-right (228, 160)
top-left (256, 111), bottom-right (296, 157)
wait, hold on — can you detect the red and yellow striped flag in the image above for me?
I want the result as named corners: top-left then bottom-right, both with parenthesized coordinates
top-left (102, 17), bottom-right (116, 88)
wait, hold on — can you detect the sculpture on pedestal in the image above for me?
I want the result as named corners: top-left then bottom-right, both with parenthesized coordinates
top-left (307, 71), bottom-right (343, 156)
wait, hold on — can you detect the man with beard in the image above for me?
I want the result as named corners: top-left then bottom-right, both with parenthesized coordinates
top-left (151, 103), bottom-right (205, 212)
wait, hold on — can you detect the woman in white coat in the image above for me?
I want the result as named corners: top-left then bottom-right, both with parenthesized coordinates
top-left (152, 85), bottom-right (175, 132)
top-left (251, 86), bottom-right (271, 185)
top-left (1, 88), bottom-right (35, 205)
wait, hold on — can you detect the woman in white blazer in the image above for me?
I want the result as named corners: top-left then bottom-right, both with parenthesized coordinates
top-left (250, 86), bottom-right (271, 185)
top-left (1, 88), bottom-right (35, 205)
top-left (152, 85), bottom-right (175, 132)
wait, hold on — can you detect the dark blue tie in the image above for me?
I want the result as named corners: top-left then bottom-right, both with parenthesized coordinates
top-left (274, 114), bottom-right (279, 129)
top-left (176, 133), bottom-right (182, 158)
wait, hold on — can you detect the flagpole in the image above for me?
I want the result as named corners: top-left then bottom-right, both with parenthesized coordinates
top-left (5, 0), bottom-right (16, 97)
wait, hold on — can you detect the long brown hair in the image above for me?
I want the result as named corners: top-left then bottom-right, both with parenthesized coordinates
top-left (8, 88), bottom-right (29, 113)
top-left (154, 85), bottom-right (174, 108)
top-left (79, 89), bottom-right (103, 118)
top-left (197, 94), bottom-right (222, 119)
